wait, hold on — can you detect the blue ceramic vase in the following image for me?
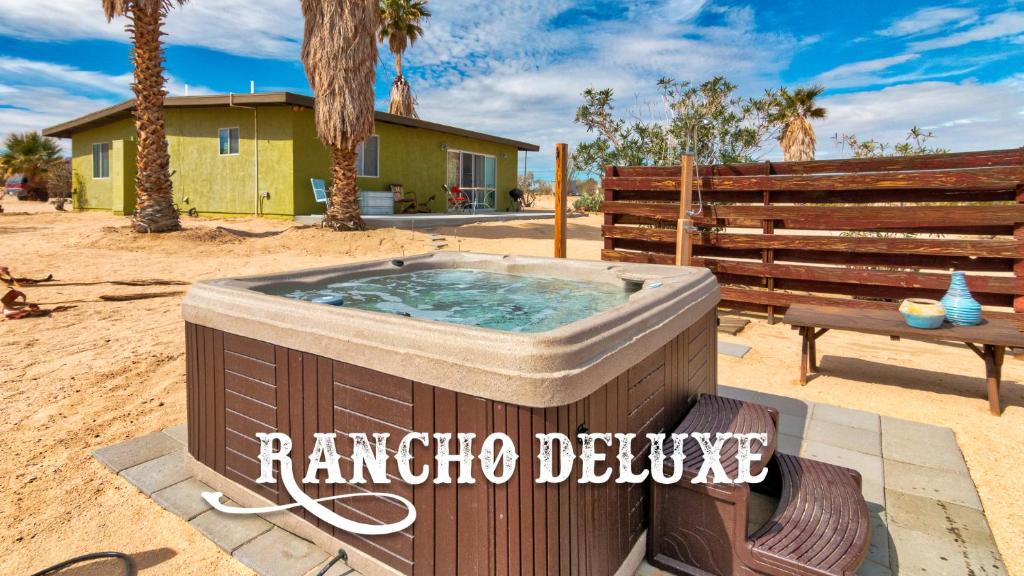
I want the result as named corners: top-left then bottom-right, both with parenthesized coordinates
top-left (940, 271), bottom-right (982, 326)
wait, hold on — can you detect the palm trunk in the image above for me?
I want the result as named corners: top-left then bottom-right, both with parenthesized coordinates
top-left (395, 53), bottom-right (403, 78)
top-left (324, 145), bottom-right (366, 231)
top-left (128, 1), bottom-right (180, 233)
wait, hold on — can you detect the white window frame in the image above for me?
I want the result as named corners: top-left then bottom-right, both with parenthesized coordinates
top-left (92, 142), bottom-right (110, 179)
top-left (356, 135), bottom-right (380, 178)
top-left (447, 149), bottom-right (497, 211)
top-left (218, 127), bottom-right (240, 156)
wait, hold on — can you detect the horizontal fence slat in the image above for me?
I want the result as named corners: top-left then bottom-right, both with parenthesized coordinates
top-left (611, 188), bottom-right (1017, 204)
top-left (612, 213), bottom-right (1010, 235)
top-left (603, 202), bottom-right (1024, 229)
top-left (602, 226), bottom-right (1024, 258)
top-left (605, 166), bottom-right (1024, 192)
top-left (692, 258), bottom-right (1022, 296)
top-left (718, 286), bottom-right (1024, 331)
top-left (611, 148), bottom-right (1024, 178)
top-left (603, 248), bottom-right (1015, 272)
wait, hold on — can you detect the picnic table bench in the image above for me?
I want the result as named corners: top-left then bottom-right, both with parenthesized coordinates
top-left (784, 304), bottom-right (1024, 416)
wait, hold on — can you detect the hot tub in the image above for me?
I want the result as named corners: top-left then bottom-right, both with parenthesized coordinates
top-left (182, 252), bottom-right (719, 576)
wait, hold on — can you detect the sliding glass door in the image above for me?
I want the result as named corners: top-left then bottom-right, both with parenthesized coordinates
top-left (447, 150), bottom-right (497, 212)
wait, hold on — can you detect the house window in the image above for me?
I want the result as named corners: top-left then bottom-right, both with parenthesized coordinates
top-left (356, 135), bottom-right (379, 177)
top-left (92, 142), bottom-right (110, 179)
top-left (447, 150), bottom-right (497, 211)
top-left (218, 127), bottom-right (240, 155)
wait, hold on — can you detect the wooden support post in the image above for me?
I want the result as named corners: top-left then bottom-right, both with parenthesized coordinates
top-left (603, 165), bottom-right (616, 253)
top-left (763, 161), bottom-right (776, 324)
top-left (675, 154), bottom-right (695, 266)
top-left (554, 143), bottom-right (568, 258)
top-left (984, 344), bottom-right (1004, 416)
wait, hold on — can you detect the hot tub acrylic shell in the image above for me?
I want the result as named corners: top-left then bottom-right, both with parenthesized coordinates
top-left (182, 252), bottom-right (720, 575)
top-left (183, 252), bottom-right (719, 408)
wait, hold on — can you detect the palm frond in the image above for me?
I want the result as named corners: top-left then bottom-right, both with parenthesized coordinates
top-left (300, 0), bottom-right (380, 149)
top-left (102, 0), bottom-right (189, 21)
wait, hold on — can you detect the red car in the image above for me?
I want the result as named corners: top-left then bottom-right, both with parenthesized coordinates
top-left (4, 174), bottom-right (46, 200)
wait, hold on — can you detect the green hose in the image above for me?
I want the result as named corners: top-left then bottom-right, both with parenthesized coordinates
top-left (30, 551), bottom-right (136, 576)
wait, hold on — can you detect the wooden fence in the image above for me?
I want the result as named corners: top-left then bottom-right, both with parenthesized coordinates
top-left (600, 148), bottom-right (1024, 327)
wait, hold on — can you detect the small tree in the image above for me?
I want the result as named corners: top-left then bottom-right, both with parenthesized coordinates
top-left (1, 132), bottom-right (63, 200)
top-left (517, 171), bottom-right (551, 208)
top-left (833, 126), bottom-right (948, 158)
top-left (771, 85), bottom-right (827, 161)
top-left (572, 76), bottom-right (777, 175)
top-left (379, 0), bottom-right (430, 118)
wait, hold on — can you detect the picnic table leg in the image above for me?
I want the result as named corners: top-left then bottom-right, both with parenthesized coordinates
top-left (984, 344), bottom-right (1004, 416)
top-left (808, 330), bottom-right (818, 372)
top-left (799, 327), bottom-right (809, 386)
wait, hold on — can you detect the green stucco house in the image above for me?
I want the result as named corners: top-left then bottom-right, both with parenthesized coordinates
top-left (43, 92), bottom-right (539, 218)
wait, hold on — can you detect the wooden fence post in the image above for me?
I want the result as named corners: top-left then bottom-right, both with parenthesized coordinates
top-left (675, 155), bottom-right (695, 266)
top-left (1014, 183), bottom-right (1024, 314)
top-left (763, 160), bottom-right (776, 324)
top-left (555, 143), bottom-right (568, 258)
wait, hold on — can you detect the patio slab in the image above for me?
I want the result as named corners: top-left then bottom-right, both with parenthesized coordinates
top-left (880, 417), bottom-right (968, 473)
top-left (294, 210), bottom-right (559, 230)
top-left (190, 504), bottom-right (274, 553)
top-left (884, 459), bottom-right (983, 510)
top-left (163, 423), bottom-right (188, 447)
top-left (120, 451), bottom-right (191, 496)
top-left (805, 419), bottom-right (882, 456)
top-left (233, 528), bottom-right (329, 576)
top-left (152, 478), bottom-right (214, 520)
top-left (93, 430), bottom-right (180, 473)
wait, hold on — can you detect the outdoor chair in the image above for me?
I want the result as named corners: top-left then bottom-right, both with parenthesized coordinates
top-left (445, 184), bottom-right (469, 213)
top-left (311, 178), bottom-right (327, 204)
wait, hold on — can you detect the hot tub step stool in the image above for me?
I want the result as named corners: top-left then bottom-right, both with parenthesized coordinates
top-left (748, 453), bottom-right (869, 576)
top-left (647, 394), bottom-right (870, 576)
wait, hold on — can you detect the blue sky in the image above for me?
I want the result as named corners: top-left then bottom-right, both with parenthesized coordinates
top-left (1, 0), bottom-right (1021, 178)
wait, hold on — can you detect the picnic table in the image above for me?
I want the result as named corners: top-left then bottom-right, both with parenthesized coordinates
top-left (784, 304), bottom-right (1024, 416)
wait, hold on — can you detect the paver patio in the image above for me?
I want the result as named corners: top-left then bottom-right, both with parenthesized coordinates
top-left (93, 386), bottom-right (1005, 576)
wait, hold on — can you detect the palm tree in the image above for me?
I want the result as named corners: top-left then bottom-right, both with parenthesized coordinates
top-left (378, 0), bottom-right (430, 118)
top-left (774, 86), bottom-right (827, 161)
top-left (0, 132), bottom-right (63, 201)
top-left (102, 0), bottom-right (188, 233)
top-left (300, 0), bottom-right (379, 231)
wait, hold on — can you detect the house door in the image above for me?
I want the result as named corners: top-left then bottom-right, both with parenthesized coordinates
top-left (447, 150), bottom-right (497, 212)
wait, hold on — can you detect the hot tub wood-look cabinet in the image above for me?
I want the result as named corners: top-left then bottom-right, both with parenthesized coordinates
top-left (182, 253), bottom-right (720, 576)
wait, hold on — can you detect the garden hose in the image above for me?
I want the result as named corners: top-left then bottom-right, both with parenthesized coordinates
top-left (315, 549), bottom-right (348, 576)
top-left (30, 551), bottom-right (136, 576)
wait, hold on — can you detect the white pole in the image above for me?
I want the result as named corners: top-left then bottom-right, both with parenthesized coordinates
top-left (250, 80), bottom-right (255, 94)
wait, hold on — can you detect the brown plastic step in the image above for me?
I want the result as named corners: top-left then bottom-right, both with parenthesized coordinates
top-left (675, 394), bottom-right (779, 481)
top-left (748, 453), bottom-right (870, 576)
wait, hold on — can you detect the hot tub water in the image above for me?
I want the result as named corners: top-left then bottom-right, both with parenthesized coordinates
top-left (278, 268), bottom-right (634, 333)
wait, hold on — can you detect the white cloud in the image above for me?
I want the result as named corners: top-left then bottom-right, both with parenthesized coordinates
top-left (817, 54), bottom-right (919, 79)
top-left (0, 57), bottom-right (131, 95)
top-left (814, 79), bottom-right (1024, 158)
top-left (406, 1), bottom-right (804, 177)
top-left (908, 11), bottom-right (1024, 51)
top-left (879, 7), bottom-right (977, 37)
top-left (0, 0), bottom-right (302, 59)
top-left (0, 58), bottom-right (210, 147)
top-left (811, 53), bottom-right (987, 89)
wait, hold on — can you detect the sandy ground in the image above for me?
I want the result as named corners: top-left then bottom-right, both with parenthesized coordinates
top-left (1, 198), bottom-right (1022, 575)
